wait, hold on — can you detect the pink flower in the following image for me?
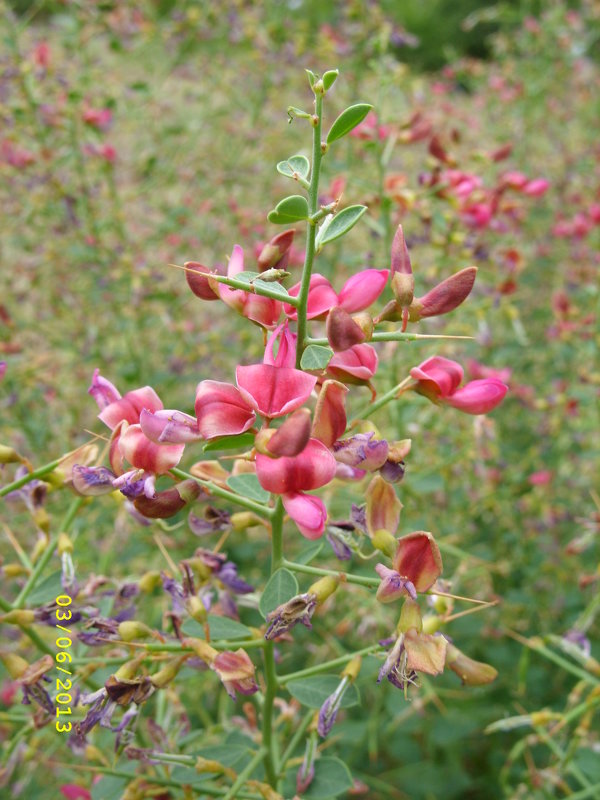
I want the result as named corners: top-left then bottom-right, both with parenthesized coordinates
top-left (82, 106), bottom-right (112, 131)
top-left (284, 270), bottom-right (388, 320)
top-left (528, 470), bottom-right (553, 486)
top-left (282, 492), bottom-right (328, 539)
top-left (327, 344), bottom-right (378, 385)
top-left (255, 439), bottom-right (336, 494)
top-left (523, 178), bottom-right (550, 197)
top-left (60, 786), bottom-right (91, 800)
top-left (218, 245), bottom-right (281, 327)
top-left (88, 369), bottom-right (163, 430)
top-left (264, 321), bottom-right (297, 368)
top-left (194, 381), bottom-right (256, 439)
top-left (410, 356), bottom-right (508, 414)
top-left (236, 365), bottom-right (316, 419)
top-left (118, 424), bottom-right (185, 475)
top-left (466, 359), bottom-right (512, 384)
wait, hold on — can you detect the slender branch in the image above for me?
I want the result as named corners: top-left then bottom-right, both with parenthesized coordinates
top-left (170, 467), bottom-right (274, 518)
top-left (283, 559), bottom-right (379, 588)
top-left (352, 376), bottom-right (412, 422)
top-left (296, 92), bottom-right (324, 368)
top-left (278, 644), bottom-right (383, 684)
top-left (278, 710), bottom-right (313, 777)
top-left (306, 332), bottom-right (473, 346)
top-left (168, 263), bottom-right (298, 305)
top-left (0, 457), bottom-right (62, 498)
top-left (506, 630), bottom-right (600, 687)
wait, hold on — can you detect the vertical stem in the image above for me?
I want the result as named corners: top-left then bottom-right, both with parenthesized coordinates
top-left (295, 91), bottom-right (324, 367)
top-left (262, 496), bottom-right (284, 787)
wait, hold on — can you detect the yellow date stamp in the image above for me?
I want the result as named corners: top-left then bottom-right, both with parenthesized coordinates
top-left (54, 594), bottom-right (74, 733)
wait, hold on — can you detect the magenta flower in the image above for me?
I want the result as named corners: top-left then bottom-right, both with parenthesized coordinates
top-left (217, 245), bottom-right (282, 327)
top-left (117, 424), bottom-right (185, 476)
top-left (88, 369), bottom-right (163, 430)
top-left (236, 365), bottom-right (316, 419)
top-left (410, 356), bottom-right (508, 414)
top-left (194, 381), bottom-right (256, 439)
top-left (327, 344), bottom-right (378, 385)
top-left (139, 408), bottom-right (202, 444)
top-left (264, 320), bottom-right (297, 368)
top-left (282, 492), bottom-right (328, 540)
top-left (255, 439), bottom-right (336, 494)
top-left (284, 270), bottom-right (388, 320)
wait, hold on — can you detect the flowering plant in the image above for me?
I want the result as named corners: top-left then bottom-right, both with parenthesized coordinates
top-left (1, 68), bottom-right (509, 799)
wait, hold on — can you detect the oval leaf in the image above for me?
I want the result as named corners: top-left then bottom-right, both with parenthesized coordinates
top-left (326, 103), bottom-right (373, 144)
top-left (302, 757), bottom-right (354, 799)
top-left (181, 615), bottom-right (253, 641)
top-left (300, 345), bottom-right (334, 371)
top-left (268, 195), bottom-right (309, 225)
top-left (251, 278), bottom-right (290, 300)
top-left (286, 675), bottom-right (360, 708)
top-left (203, 432), bottom-right (255, 452)
top-left (277, 155), bottom-right (310, 181)
top-left (226, 474), bottom-right (270, 504)
top-left (259, 568), bottom-right (299, 618)
top-left (316, 205), bottom-right (367, 249)
top-left (322, 69), bottom-right (339, 92)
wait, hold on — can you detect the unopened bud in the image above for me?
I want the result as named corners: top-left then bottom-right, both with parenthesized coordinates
top-left (0, 609), bottom-right (36, 626)
top-left (422, 614), bottom-right (443, 634)
top-left (341, 655), bottom-right (362, 682)
top-left (266, 408), bottom-right (312, 457)
top-left (391, 272), bottom-right (415, 307)
top-left (33, 507), bottom-right (50, 533)
top-left (3, 563), bottom-right (28, 577)
top-left (185, 262), bottom-right (220, 301)
top-left (257, 229), bottom-right (295, 272)
top-left (0, 445), bottom-right (22, 464)
top-left (351, 312), bottom-right (374, 340)
top-left (195, 757), bottom-right (236, 779)
top-left (307, 575), bottom-right (340, 604)
top-left (133, 480), bottom-right (201, 519)
top-left (390, 225), bottom-right (412, 276)
top-left (397, 598), bottom-right (423, 634)
top-left (409, 266), bottom-right (477, 322)
top-left (117, 621), bottom-right (154, 642)
top-left (445, 643), bottom-right (498, 686)
top-left (150, 655), bottom-right (189, 688)
top-left (0, 652), bottom-right (29, 679)
top-left (326, 306), bottom-right (367, 352)
top-left (230, 512), bottom-right (263, 531)
top-left (182, 637), bottom-right (218, 665)
top-left (139, 571), bottom-right (162, 592)
top-left (57, 532), bottom-right (73, 555)
top-left (185, 595), bottom-right (207, 624)
top-left (371, 528), bottom-right (397, 558)
top-left (113, 656), bottom-right (145, 682)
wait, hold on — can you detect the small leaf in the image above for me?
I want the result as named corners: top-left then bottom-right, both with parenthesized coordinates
top-left (259, 568), bottom-right (299, 618)
top-left (326, 103), bottom-right (373, 144)
top-left (226, 474), bottom-right (270, 504)
top-left (300, 345), bottom-right (334, 371)
top-left (203, 432), bottom-right (255, 452)
top-left (182, 615), bottom-right (253, 640)
top-left (302, 757), bottom-right (354, 799)
top-left (268, 195), bottom-right (309, 225)
top-left (295, 540), bottom-right (324, 564)
top-left (322, 69), bottom-right (339, 92)
top-left (316, 205), bottom-right (367, 249)
top-left (305, 69), bottom-right (317, 89)
top-left (286, 675), bottom-right (360, 708)
top-left (277, 155), bottom-right (310, 180)
top-left (251, 279), bottom-right (290, 300)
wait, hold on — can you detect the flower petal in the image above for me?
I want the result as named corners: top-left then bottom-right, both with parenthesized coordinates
top-left (338, 269), bottom-right (389, 313)
top-left (312, 379), bottom-right (348, 447)
top-left (283, 492), bottom-right (328, 539)
top-left (236, 364), bottom-right (316, 419)
top-left (327, 344), bottom-right (378, 384)
top-left (445, 379), bottom-right (508, 415)
top-left (194, 380), bottom-right (256, 439)
top-left (409, 355), bottom-right (464, 399)
top-left (392, 531), bottom-right (443, 592)
top-left (284, 274), bottom-right (338, 320)
top-left (98, 386), bottom-right (163, 430)
top-left (140, 409), bottom-right (202, 443)
top-left (118, 425), bottom-right (185, 474)
top-left (256, 438), bottom-right (336, 494)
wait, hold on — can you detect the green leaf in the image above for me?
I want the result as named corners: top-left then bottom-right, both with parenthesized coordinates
top-left (277, 155), bottom-right (310, 181)
top-left (295, 540), bottom-right (324, 564)
top-left (286, 675), bottom-right (360, 709)
top-left (250, 278), bottom-right (290, 300)
top-left (300, 345), bottom-right (334, 371)
top-left (326, 103), bottom-right (373, 144)
top-left (316, 205), bottom-right (367, 249)
top-left (224, 270), bottom-right (260, 286)
top-left (27, 571), bottom-right (63, 604)
top-left (259, 568), bottom-right (299, 618)
top-left (203, 432), bottom-right (255, 452)
top-left (267, 195), bottom-right (309, 225)
top-left (322, 69), bottom-right (339, 92)
top-left (305, 69), bottom-right (317, 89)
top-left (182, 614), bottom-right (253, 640)
top-left (226, 473), bottom-right (270, 504)
top-left (305, 758), bottom-right (354, 798)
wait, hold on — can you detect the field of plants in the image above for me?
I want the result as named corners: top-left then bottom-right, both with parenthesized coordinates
top-left (1, 2), bottom-right (599, 799)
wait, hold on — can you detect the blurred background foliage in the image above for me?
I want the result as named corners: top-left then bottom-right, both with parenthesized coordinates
top-left (1, 1), bottom-right (599, 798)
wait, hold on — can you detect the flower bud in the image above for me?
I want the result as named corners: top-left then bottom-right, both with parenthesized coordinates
top-left (3, 563), bottom-right (28, 577)
top-left (0, 445), bottom-right (22, 464)
top-left (341, 655), bottom-right (362, 682)
top-left (371, 528), bottom-right (397, 558)
top-left (230, 511), bottom-right (263, 531)
top-left (150, 655), bottom-right (189, 688)
top-left (185, 595), bottom-right (207, 624)
top-left (307, 574), bottom-right (340, 603)
top-left (391, 272), bottom-right (415, 308)
top-left (266, 408), bottom-right (312, 457)
top-left (117, 621), bottom-right (154, 642)
top-left (185, 261), bottom-right (220, 300)
top-left (365, 475), bottom-right (402, 537)
top-left (254, 428), bottom-right (277, 455)
top-left (445, 643), bottom-right (498, 686)
top-left (422, 614), bottom-right (443, 634)
top-left (139, 570), bottom-right (161, 592)
top-left (409, 266), bottom-right (477, 321)
top-left (0, 652), bottom-right (29, 679)
top-left (57, 532), bottom-right (73, 555)
top-left (326, 306), bottom-right (367, 352)
top-left (333, 433), bottom-right (388, 471)
top-left (133, 480), bottom-right (201, 519)
top-left (182, 637), bottom-right (218, 665)
top-left (257, 229), bottom-right (295, 272)
top-left (397, 598), bottom-right (423, 633)
top-left (0, 609), bottom-right (36, 626)
top-left (351, 312), bottom-right (374, 340)
top-left (393, 531), bottom-right (443, 593)
top-left (113, 655), bottom-right (146, 682)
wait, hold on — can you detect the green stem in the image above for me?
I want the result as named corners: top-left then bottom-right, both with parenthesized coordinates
top-left (352, 376), bottom-right (412, 422)
top-left (282, 559), bottom-right (379, 588)
top-left (170, 468), bottom-right (274, 518)
top-left (222, 747), bottom-right (268, 800)
top-left (209, 274), bottom-right (298, 305)
top-left (262, 498), bottom-right (284, 787)
top-left (296, 91), bottom-right (324, 368)
top-left (510, 633), bottom-right (600, 687)
top-left (278, 710), bottom-right (313, 776)
top-left (279, 644), bottom-right (382, 684)
top-left (13, 497), bottom-right (83, 608)
top-left (306, 332), bottom-right (472, 346)
top-left (0, 458), bottom-right (62, 498)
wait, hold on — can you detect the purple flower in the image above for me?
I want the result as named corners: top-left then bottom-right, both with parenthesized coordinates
top-left (265, 593), bottom-right (317, 640)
